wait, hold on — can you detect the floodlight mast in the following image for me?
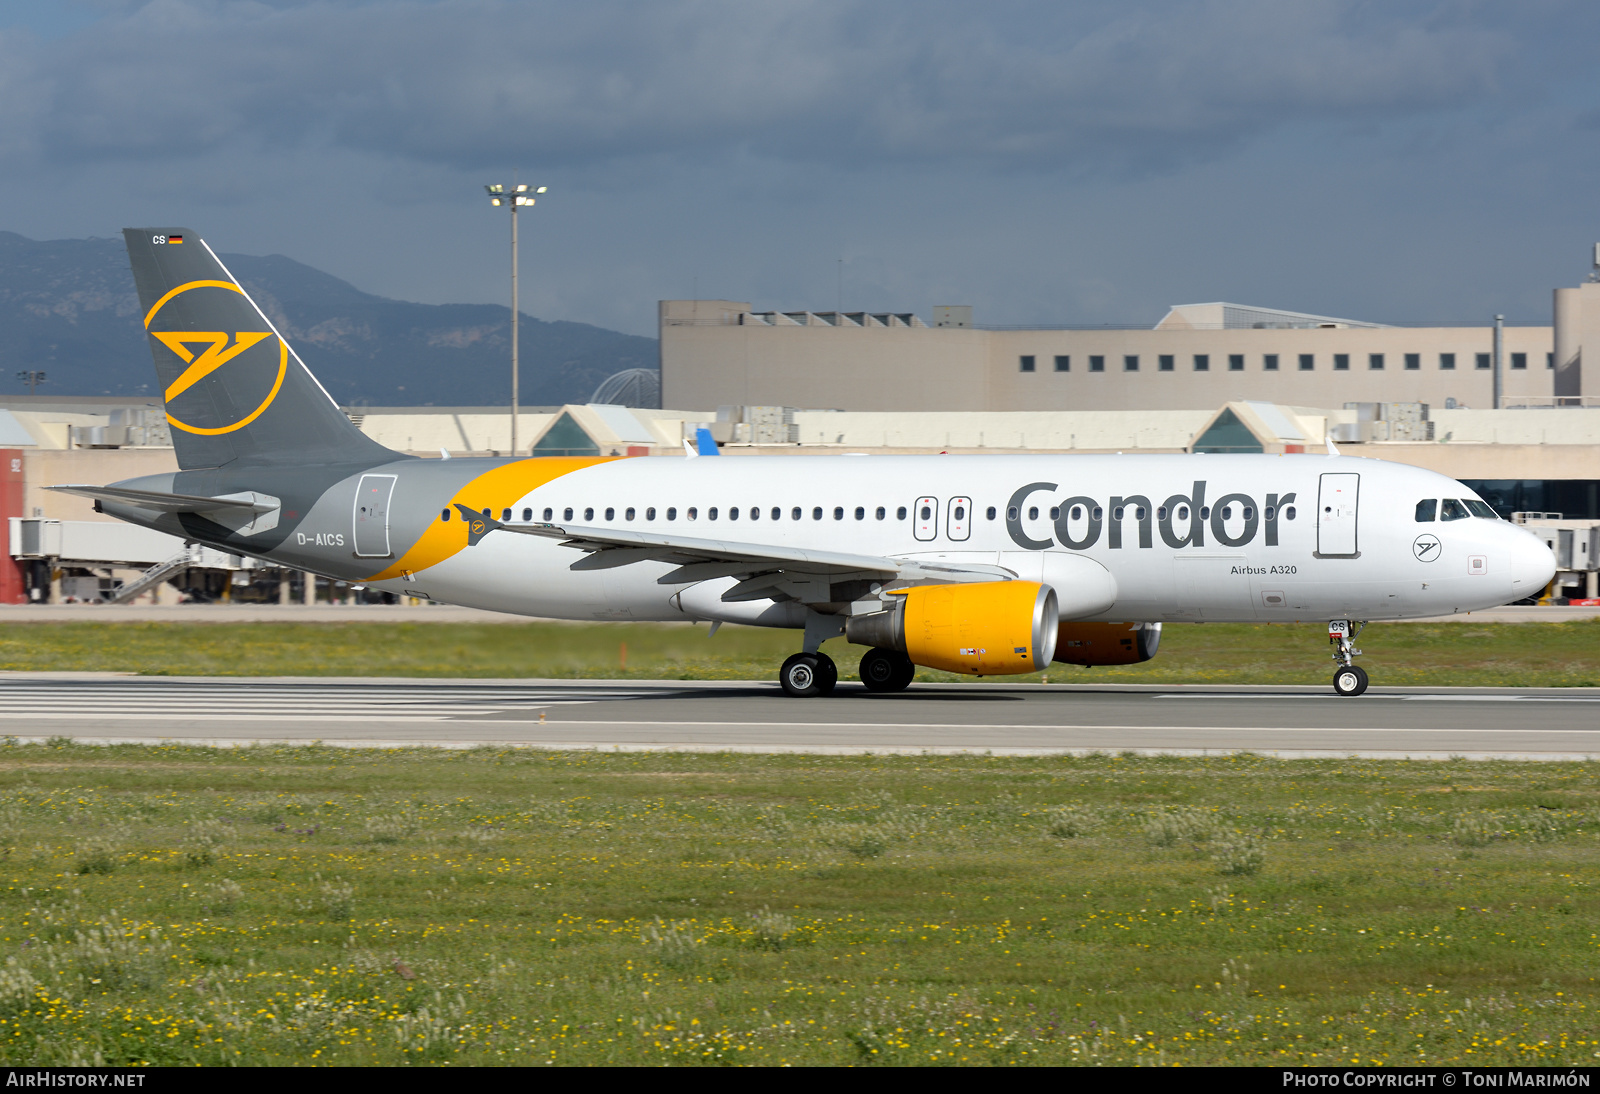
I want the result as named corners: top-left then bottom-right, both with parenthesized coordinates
top-left (483, 181), bottom-right (549, 454)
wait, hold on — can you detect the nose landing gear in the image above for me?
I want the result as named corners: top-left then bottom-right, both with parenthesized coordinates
top-left (1328, 619), bottom-right (1369, 696)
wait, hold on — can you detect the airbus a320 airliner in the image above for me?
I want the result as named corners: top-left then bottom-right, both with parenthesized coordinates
top-left (50, 230), bottom-right (1557, 697)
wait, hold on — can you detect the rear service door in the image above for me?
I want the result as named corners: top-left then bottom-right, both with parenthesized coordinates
top-left (353, 473), bottom-right (397, 557)
top-left (1316, 473), bottom-right (1360, 557)
top-left (913, 497), bottom-right (938, 542)
top-left (946, 497), bottom-right (971, 541)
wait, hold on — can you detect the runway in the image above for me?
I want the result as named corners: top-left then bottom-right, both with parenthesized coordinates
top-left (3, 674), bottom-right (1599, 760)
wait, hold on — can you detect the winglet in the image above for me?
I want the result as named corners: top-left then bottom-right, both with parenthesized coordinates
top-left (682, 438), bottom-right (698, 460)
top-left (453, 503), bottom-right (498, 546)
top-left (695, 426), bottom-right (720, 456)
top-left (1326, 435), bottom-right (1341, 457)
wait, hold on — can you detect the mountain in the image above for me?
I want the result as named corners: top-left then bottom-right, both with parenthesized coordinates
top-left (0, 231), bottom-right (658, 405)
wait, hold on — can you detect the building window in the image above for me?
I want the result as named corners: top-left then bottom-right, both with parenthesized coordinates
top-left (1159, 354), bottom-right (1174, 371)
top-left (1019, 355), bottom-right (1036, 372)
top-left (1475, 353), bottom-right (1491, 370)
top-left (1404, 353), bottom-right (1420, 371)
top-left (1334, 354), bottom-right (1350, 371)
top-left (1054, 355), bottom-right (1070, 372)
top-left (1263, 354), bottom-right (1279, 371)
top-left (1548, 352), bottom-right (1555, 369)
top-left (1511, 352), bottom-right (1527, 370)
top-left (1124, 355), bottom-right (1139, 372)
top-left (1369, 353), bottom-right (1385, 370)
top-left (1228, 354), bottom-right (1244, 372)
top-left (1299, 354), bottom-right (1313, 371)
top-left (1089, 355), bottom-right (1105, 372)
top-left (1193, 354), bottom-right (1209, 372)
top-left (1440, 353), bottom-right (1456, 370)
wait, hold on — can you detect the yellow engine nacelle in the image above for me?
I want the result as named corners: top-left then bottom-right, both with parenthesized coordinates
top-left (845, 581), bottom-right (1058, 675)
top-left (1052, 621), bottom-right (1162, 666)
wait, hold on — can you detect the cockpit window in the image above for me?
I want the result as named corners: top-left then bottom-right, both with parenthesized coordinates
top-left (1464, 499), bottom-right (1497, 519)
top-left (1440, 498), bottom-right (1470, 521)
top-left (1415, 499), bottom-right (1437, 522)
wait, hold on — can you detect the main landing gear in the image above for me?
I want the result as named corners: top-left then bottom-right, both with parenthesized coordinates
top-left (779, 651), bottom-right (838, 698)
top-left (777, 648), bottom-right (916, 697)
top-left (1328, 619), bottom-right (1369, 697)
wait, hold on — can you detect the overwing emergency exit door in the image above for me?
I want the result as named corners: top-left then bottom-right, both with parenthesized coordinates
top-left (353, 474), bottom-right (397, 557)
top-left (913, 497), bottom-right (938, 541)
top-left (1316, 473), bottom-right (1360, 557)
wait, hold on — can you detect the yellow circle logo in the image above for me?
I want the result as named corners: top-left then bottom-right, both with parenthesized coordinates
top-left (144, 279), bottom-right (288, 436)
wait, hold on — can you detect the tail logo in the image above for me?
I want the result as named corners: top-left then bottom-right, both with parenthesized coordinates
top-left (144, 279), bottom-right (289, 436)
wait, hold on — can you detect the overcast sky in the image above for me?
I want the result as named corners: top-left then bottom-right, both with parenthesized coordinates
top-left (1, 0), bottom-right (1597, 336)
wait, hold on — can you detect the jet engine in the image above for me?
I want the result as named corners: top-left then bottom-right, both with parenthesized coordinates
top-left (1052, 621), bottom-right (1162, 666)
top-left (845, 581), bottom-right (1058, 675)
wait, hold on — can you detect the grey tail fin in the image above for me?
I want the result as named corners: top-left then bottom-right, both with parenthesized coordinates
top-left (123, 228), bottom-right (396, 470)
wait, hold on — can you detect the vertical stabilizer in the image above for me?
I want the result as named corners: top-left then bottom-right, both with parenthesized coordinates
top-left (123, 228), bottom-right (395, 470)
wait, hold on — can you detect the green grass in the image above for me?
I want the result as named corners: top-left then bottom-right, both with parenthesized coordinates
top-left (0, 744), bottom-right (1596, 1066)
top-left (0, 619), bottom-right (1598, 686)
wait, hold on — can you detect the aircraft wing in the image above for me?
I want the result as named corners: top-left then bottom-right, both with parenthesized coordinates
top-left (451, 505), bottom-right (1015, 589)
top-left (47, 484), bottom-right (280, 515)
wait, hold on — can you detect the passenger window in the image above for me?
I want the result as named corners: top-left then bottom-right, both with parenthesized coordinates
top-left (584, 507), bottom-right (594, 521)
top-left (1157, 507), bottom-right (1167, 520)
top-left (1028, 506), bottom-right (1038, 520)
top-left (771, 507), bottom-right (780, 520)
top-left (813, 507), bottom-right (823, 520)
top-left (1415, 499), bottom-right (1437, 522)
top-left (646, 507), bottom-right (656, 521)
top-left (1092, 507), bottom-right (1103, 520)
top-left (875, 506), bottom-right (886, 520)
top-left (502, 508), bottom-right (512, 522)
top-left (1072, 506), bottom-right (1084, 520)
top-left (1177, 506), bottom-right (1189, 521)
top-left (1200, 506), bottom-right (1211, 520)
top-left (1465, 500), bottom-right (1497, 519)
top-left (749, 507), bottom-right (758, 520)
top-left (1285, 506), bottom-right (1296, 521)
top-left (1221, 506), bottom-right (1232, 520)
top-left (791, 507), bottom-right (802, 520)
top-left (985, 507), bottom-right (996, 520)
top-left (605, 508), bottom-right (615, 521)
top-left (709, 507), bottom-right (718, 520)
top-left (1049, 506), bottom-right (1059, 520)
top-left (1264, 507), bottom-right (1274, 521)
top-left (687, 507), bottom-right (698, 520)
top-left (834, 507), bottom-right (844, 520)
top-left (855, 506), bottom-right (865, 520)
top-left (563, 507), bottom-right (573, 521)
top-left (924, 505), bottom-right (935, 521)
top-left (1242, 507), bottom-right (1252, 520)
top-left (729, 507), bottom-right (739, 521)
top-left (440, 509), bottom-right (450, 521)
top-left (1441, 499), bottom-right (1470, 521)
top-left (1007, 507), bottom-right (1018, 520)
top-left (898, 507), bottom-right (909, 520)
top-left (1136, 506), bottom-right (1147, 520)
top-left (625, 507), bottom-right (635, 521)
top-left (954, 506), bottom-right (965, 521)
top-left (667, 507), bottom-right (677, 520)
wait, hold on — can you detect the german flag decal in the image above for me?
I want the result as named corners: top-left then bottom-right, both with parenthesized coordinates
top-left (168, 235), bottom-right (184, 244)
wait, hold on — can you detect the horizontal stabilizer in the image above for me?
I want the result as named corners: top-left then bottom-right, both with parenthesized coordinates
top-left (47, 484), bottom-right (279, 515)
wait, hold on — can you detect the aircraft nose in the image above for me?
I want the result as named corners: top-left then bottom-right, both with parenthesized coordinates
top-left (1509, 529), bottom-right (1557, 599)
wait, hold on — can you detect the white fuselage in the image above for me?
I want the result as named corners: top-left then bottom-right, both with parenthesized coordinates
top-left (367, 453), bottom-right (1554, 625)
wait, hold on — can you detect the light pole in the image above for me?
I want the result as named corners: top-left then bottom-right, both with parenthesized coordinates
top-left (484, 181), bottom-right (548, 455)
top-left (16, 370), bottom-right (45, 396)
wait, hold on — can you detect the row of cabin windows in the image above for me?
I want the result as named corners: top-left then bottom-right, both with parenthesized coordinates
top-left (1021, 352), bottom-right (1546, 373)
top-left (441, 502), bottom-right (1298, 524)
top-left (1415, 498), bottom-right (1498, 522)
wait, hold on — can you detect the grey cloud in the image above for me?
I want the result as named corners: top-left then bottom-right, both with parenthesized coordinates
top-left (0, 0), bottom-right (1536, 177)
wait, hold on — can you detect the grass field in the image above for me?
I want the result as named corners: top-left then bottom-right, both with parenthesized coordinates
top-left (0, 618), bottom-right (1598, 686)
top-left (0, 744), bottom-right (1596, 1066)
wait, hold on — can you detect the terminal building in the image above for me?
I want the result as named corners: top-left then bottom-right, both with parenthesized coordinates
top-left (659, 273), bottom-right (1600, 413)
